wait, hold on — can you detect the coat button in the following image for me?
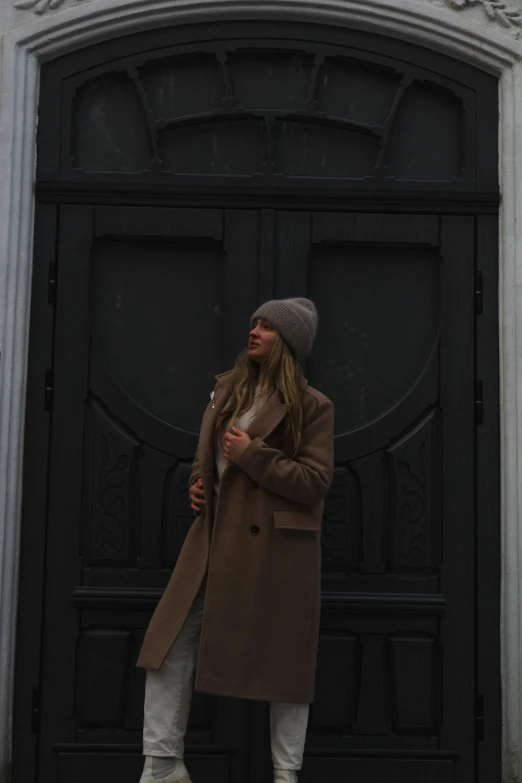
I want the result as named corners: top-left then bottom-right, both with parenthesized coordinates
top-left (250, 525), bottom-right (260, 536)
top-left (252, 482), bottom-right (258, 489)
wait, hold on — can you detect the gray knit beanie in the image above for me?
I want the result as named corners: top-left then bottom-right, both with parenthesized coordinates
top-left (251, 298), bottom-right (318, 360)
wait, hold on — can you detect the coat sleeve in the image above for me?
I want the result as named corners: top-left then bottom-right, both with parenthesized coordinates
top-left (236, 399), bottom-right (334, 506)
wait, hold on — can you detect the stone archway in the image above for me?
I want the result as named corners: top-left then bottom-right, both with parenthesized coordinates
top-left (0, 1), bottom-right (521, 780)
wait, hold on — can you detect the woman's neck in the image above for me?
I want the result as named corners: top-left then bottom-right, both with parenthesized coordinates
top-left (257, 364), bottom-right (274, 390)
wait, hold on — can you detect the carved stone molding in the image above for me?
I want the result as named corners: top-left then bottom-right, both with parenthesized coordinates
top-left (10, 0), bottom-right (522, 36)
top-left (447, 0), bottom-right (522, 34)
top-left (13, 0), bottom-right (87, 14)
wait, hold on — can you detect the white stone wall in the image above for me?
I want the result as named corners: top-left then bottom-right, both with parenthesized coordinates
top-left (1, 1), bottom-right (522, 781)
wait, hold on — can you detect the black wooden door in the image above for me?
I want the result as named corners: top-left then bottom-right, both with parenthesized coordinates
top-left (36, 204), bottom-right (475, 783)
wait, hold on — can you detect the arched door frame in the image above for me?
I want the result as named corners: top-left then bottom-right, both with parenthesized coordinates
top-left (0, 1), bottom-right (520, 779)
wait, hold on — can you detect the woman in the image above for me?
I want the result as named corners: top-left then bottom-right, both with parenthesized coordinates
top-left (137, 298), bottom-right (335, 783)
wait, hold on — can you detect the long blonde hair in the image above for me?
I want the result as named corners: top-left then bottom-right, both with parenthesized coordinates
top-left (217, 335), bottom-right (305, 456)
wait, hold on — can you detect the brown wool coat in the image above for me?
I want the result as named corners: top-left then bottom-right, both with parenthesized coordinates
top-left (136, 370), bottom-right (334, 704)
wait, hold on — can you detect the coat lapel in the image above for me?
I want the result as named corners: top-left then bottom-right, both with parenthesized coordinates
top-left (245, 392), bottom-right (287, 442)
top-left (197, 371), bottom-right (309, 479)
top-left (245, 373), bottom-right (309, 442)
top-left (197, 372), bottom-right (233, 481)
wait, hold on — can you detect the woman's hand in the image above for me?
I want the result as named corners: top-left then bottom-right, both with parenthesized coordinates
top-left (189, 478), bottom-right (205, 515)
top-left (223, 427), bottom-right (251, 463)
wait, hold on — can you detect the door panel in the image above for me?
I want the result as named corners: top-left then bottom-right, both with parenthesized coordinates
top-left (274, 212), bottom-right (475, 780)
top-left (37, 205), bottom-right (259, 782)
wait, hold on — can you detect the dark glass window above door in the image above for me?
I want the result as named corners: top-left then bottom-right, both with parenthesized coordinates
top-left (39, 23), bottom-right (497, 192)
top-left (68, 53), bottom-right (471, 183)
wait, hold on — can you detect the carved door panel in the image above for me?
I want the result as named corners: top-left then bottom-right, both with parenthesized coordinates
top-left (274, 212), bottom-right (476, 782)
top-left (36, 205), bottom-right (261, 783)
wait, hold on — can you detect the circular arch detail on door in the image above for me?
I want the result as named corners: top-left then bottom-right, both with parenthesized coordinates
top-left (0, 1), bottom-right (520, 781)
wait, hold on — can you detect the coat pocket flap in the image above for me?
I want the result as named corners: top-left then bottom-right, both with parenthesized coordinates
top-left (273, 510), bottom-right (321, 531)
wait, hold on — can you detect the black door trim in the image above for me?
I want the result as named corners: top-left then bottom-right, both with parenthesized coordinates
top-left (12, 203), bottom-right (58, 783)
top-left (475, 214), bottom-right (501, 782)
top-left (34, 183), bottom-right (500, 214)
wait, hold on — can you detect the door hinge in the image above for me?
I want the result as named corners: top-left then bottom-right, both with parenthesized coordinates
top-left (31, 686), bottom-right (41, 735)
top-left (48, 258), bottom-right (57, 304)
top-left (44, 368), bottom-right (53, 412)
top-left (476, 271), bottom-right (483, 314)
top-left (475, 693), bottom-right (484, 741)
top-left (475, 380), bottom-right (484, 425)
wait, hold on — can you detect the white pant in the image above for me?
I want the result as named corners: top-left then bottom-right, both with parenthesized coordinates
top-left (143, 584), bottom-right (310, 771)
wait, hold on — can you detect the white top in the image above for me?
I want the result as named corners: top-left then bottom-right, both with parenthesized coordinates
top-left (213, 383), bottom-right (268, 507)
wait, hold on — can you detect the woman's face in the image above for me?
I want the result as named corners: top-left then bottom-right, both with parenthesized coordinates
top-left (248, 318), bottom-right (278, 363)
